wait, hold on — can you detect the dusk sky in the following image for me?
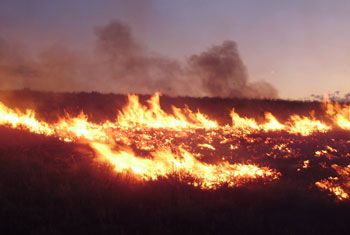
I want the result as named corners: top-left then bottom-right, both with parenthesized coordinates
top-left (1, 0), bottom-right (350, 99)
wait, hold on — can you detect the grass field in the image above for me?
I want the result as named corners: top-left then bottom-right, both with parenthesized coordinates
top-left (1, 90), bottom-right (350, 234)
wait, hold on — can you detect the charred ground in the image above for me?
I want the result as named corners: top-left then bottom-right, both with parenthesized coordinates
top-left (0, 90), bottom-right (350, 234)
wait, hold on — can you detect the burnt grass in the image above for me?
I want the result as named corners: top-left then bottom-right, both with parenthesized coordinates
top-left (0, 90), bottom-right (350, 234)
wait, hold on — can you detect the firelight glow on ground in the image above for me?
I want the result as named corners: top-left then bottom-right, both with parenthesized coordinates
top-left (0, 93), bottom-right (350, 199)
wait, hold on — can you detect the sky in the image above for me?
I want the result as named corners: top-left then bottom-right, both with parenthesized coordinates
top-left (1, 0), bottom-right (350, 99)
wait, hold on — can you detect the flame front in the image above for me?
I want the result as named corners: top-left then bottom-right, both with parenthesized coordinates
top-left (117, 92), bottom-right (217, 129)
top-left (2, 92), bottom-right (350, 195)
top-left (316, 165), bottom-right (350, 200)
top-left (0, 103), bottom-right (53, 135)
top-left (91, 142), bottom-right (278, 189)
top-left (324, 99), bottom-right (350, 130)
top-left (230, 109), bottom-right (330, 135)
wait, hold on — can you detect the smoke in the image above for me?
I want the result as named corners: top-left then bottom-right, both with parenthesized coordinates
top-left (0, 37), bottom-right (30, 89)
top-left (94, 20), bottom-right (186, 95)
top-left (187, 41), bottom-right (278, 99)
top-left (0, 38), bottom-right (92, 92)
top-left (188, 41), bottom-right (248, 98)
top-left (0, 19), bottom-right (278, 99)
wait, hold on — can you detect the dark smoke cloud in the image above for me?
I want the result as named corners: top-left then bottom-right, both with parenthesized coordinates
top-left (188, 41), bottom-right (248, 98)
top-left (94, 20), bottom-right (187, 95)
top-left (0, 19), bottom-right (278, 99)
top-left (188, 41), bottom-right (278, 99)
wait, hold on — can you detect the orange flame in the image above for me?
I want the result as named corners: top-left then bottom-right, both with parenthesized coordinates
top-left (230, 109), bottom-right (259, 133)
top-left (316, 164), bottom-right (350, 200)
top-left (0, 102), bottom-right (53, 135)
top-left (117, 92), bottom-right (217, 129)
top-left (3, 93), bottom-right (350, 193)
top-left (230, 109), bottom-right (330, 135)
top-left (287, 115), bottom-right (330, 136)
top-left (0, 94), bottom-right (282, 189)
top-left (91, 142), bottom-right (279, 189)
top-left (324, 99), bottom-right (350, 130)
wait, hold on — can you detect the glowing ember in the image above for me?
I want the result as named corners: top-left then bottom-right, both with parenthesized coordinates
top-left (316, 180), bottom-right (349, 200)
top-left (316, 165), bottom-right (350, 200)
top-left (302, 160), bottom-right (310, 169)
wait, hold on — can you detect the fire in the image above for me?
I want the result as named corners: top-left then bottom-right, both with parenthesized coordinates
top-left (324, 99), bottom-right (350, 130)
top-left (230, 109), bottom-right (330, 135)
top-left (316, 165), bottom-right (350, 200)
top-left (2, 92), bottom-right (350, 196)
top-left (262, 112), bottom-right (285, 132)
top-left (197, 143), bottom-right (216, 150)
top-left (287, 115), bottom-right (330, 136)
top-left (315, 180), bottom-right (349, 200)
top-left (0, 103), bottom-right (53, 135)
top-left (55, 113), bottom-right (109, 142)
top-left (302, 160), bottom-right (310, 169)
top-left (117, 92), bottom-right (217, 129)
top-left (91, 142), bottom-right (279, 189)
top-left (0, 94), bottom-right (279, 189)
top-left (230, 109), bottom-right (259, 133)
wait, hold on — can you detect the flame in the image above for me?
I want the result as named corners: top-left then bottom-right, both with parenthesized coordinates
top-left (324, 99), bottom-right (350, 130)
top-left (0, 95), bottom-right (279, 189)
top-left (302, 160), bottom-right (310, 169)
top-left (287, 115), bottom-right (330, 136)
top-left (91, 142), bottom-right (279, 189)
top-left (1, 93), bottom-right (347, 141)
top-left (3, 92), bottom-right (350, 195)
top-left (0, 102), bottom-right (53, 135)
top-left (230, 109), bottom-right (259, 133)
top-left (316, 165), bottom-right (350, 200)
top-left (55, 112), bottom-right (109, 141)
top-left (117, 92), bottom-right (217, 129)
top-left (315, 180), bottom-right (349, 200)
top-left (262, 112), bottom-right (285, 132)
top-left (230, 109), bottom-right (330, 135)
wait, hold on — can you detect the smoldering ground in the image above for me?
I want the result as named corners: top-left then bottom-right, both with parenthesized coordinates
top-left (0, 19), bottom-right (278, 99)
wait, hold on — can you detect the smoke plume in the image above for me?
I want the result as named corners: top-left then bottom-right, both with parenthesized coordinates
top-left (0, 19), bottom-right (278, 99)
top-left (94, 20), bottom-right (186, 95)
top-left (188, 41), bottom-right (248, 98)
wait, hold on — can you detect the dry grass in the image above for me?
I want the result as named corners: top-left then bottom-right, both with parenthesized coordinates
top-left (0, 90), bottom-right (350, 234)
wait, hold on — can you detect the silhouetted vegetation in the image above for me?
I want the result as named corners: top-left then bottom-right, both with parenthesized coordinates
top-left (0, 89), bottom-right (329, 124)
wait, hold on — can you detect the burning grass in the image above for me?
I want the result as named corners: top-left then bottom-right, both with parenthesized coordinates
top-left (1, 127), bottom-right (350, 234)
top-left (1, 90), bottom-right (350, 233)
